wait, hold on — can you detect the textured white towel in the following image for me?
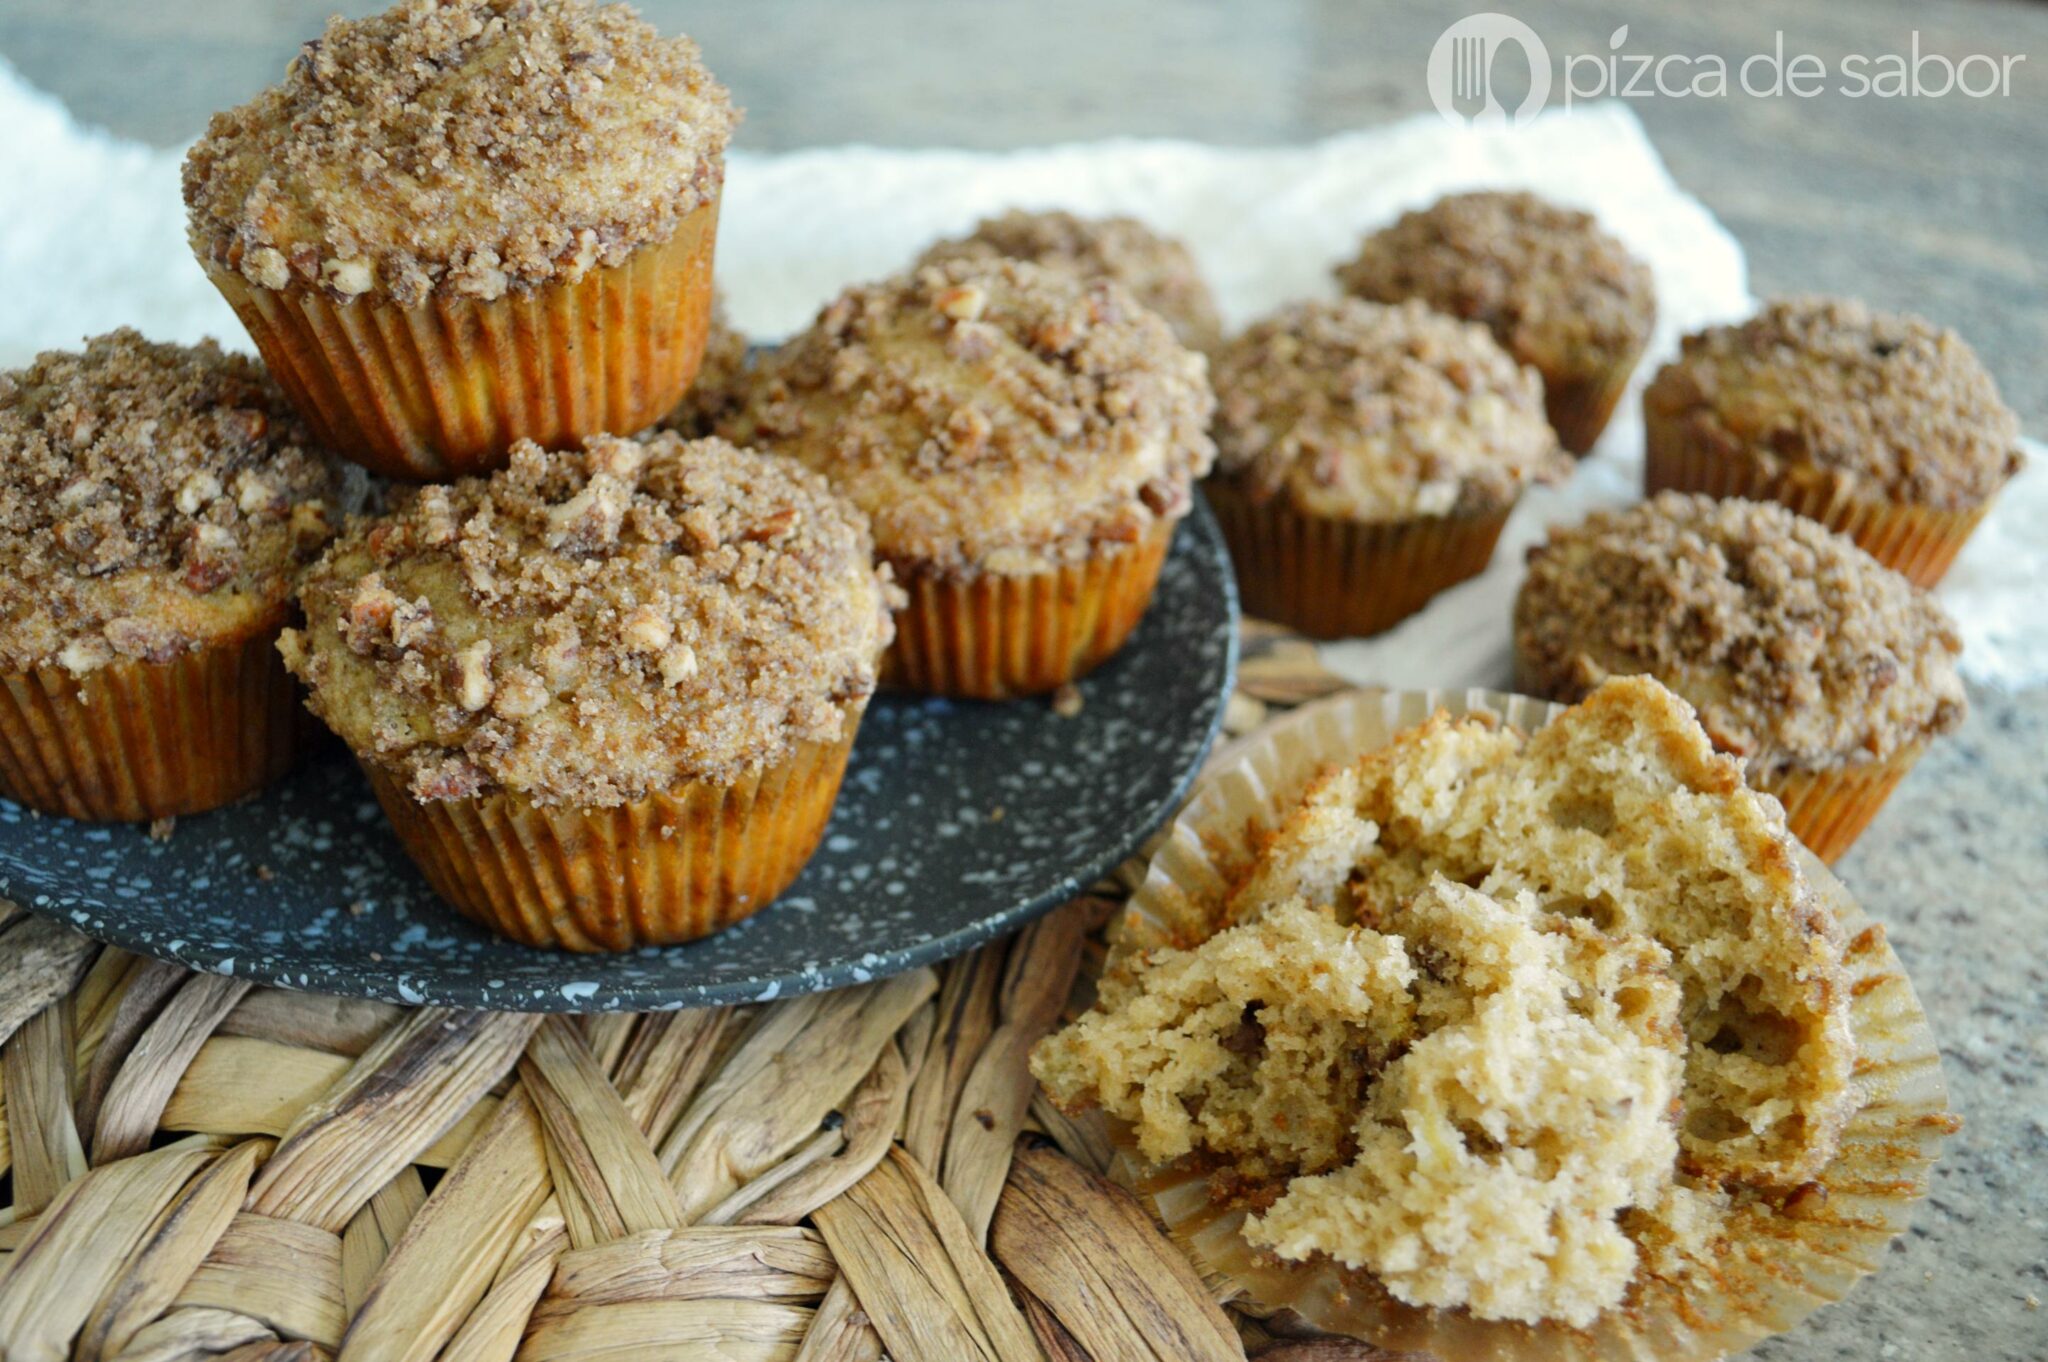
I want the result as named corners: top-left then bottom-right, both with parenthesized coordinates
top-left (1, 60), bottom-right (2040, 686)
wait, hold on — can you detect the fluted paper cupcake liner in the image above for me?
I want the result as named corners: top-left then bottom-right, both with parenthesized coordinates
top-left (205, 199), bottom-right (721, 482)
top-left (0, 627), bottom-right (303, 822)
top-left (1545, 348), bottom-right (1643, 457)
top-left (1103, 687), bottom-right (1953, 1362)
top-left (1205, 480), bottom-right (1509, 640)
top-left (362, 705), bottom-right (862, 951)
top-left (1644, 410), bottom-right (1993, 588)
top-left (1753, 743), bottom-right (1924, 865)
top-left (881, 521), bottom-right (1173, 699)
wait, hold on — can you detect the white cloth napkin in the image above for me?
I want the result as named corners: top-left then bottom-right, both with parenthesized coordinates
top-left (1, 59), bottom-right (2040, 686)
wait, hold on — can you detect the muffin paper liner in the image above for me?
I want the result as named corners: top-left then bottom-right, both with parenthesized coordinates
top-left (361, 704), bottom-right (862, 951)
top-left (1753, 744), bottom-right (1924, 865)
top-left (881, 521), bottom-right (1173, 698)
top-left (1644, 411), bottom-right (1993, 588)
top-left (1545, 348), bottom-right (1643, 457)
top-left (204, 198), bottom-right (721, 482)
top-left (0, 626), bottom-right (303, 822)
top-left (1205, 480), bottom-right (1510, 640)
top-left (1101, 687), bottom-right (1954, 1362)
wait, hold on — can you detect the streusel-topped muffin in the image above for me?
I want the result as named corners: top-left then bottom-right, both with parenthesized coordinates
top-left (0, 330), bottom-right (345, 819)
top-left (286, 432), bottom-right (894, 946)
top-left (724, 257), bottom-right (1215, 696)
top-left (1036, 677), bottom-right (1861, 1332)
top-left (1337, 190), bottom-right (1655, 453)
top-left (185, 0), bottom-right (737, 478)
top-left (1516, 492), bottom-right (1965, 859)
top-left (1206, 297), bottom-right (1566, 637)
top-left (917, 209), bottom-right (1224, 351)
top-left (1643, 297), bottom-right (2022, 585)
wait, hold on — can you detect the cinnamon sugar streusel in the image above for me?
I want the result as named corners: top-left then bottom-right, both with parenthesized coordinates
top-left (1336, 191), bottom-right (1654, 385)
top-left (1211, 298), bottom-right (1567, 520)
top-left (183, 0), bottom-right (736, 305)
top-left (1516, 493), bottom-right (1966, 773)
top-left (916, 210), bottom-right (1224, 351)
top-left (0, 329), bottom-right (344, 675)
top-left (282, 433), bottom-right (895, 806)
top-left (721, 258), bottom-right (1216, 577)
top-left (1643, 297), bottom-right (2023, 509)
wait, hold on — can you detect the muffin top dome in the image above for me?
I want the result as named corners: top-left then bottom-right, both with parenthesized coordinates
top-left (1336, 190), bottom-right (1655, 380)
top-left (916, 209), bottom-right (1224, 351)
top-left (1210, 298), bottom-right (1566, 520)
top-left (1515, 492), bottom-right (1966, 772)
top-left (1643, 296), bottom-right (2022, 509)
top-left (0, 329), bottom-right (345, 675)
top-left (282, 433), bottom-right (895, 807)
top-left (722, 258), bottom-right (1216, 576)
top-left (183, 0), bottom-right (735, 305)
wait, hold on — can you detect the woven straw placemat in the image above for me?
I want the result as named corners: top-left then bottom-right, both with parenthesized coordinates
top-left (0, 623), bottom-right (1381, 1362)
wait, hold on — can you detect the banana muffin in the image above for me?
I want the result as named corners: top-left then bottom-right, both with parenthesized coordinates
top-left (722, 257), bottom-right (1215, 698)
top-left (1206, 297), bottom-right (1567, 638)
top-left (916, 208), bottom-right (1224, 351)
top-left (1516, 492), bottom-right (1966, 861)
top-left (1336, 190), bottom-right (1655, 453)
top-left (1642, 296), bottom-right (2023, 586)
top-left (184, 0), bottom-right (736, 480)
top-left (661, 302), bottom-right (751, 437)
top-left (283, 431), bottom-right (896, 948)
top-left (1036, 676), bottom-right (1859, 1332)
top-left (0, 329), bottom-right (345, 820)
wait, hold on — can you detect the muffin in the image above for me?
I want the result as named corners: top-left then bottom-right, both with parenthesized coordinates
top-left (722, 258), bottom-right (1215, 698)
top-left (0, 330), bottom-right (345, 821)
top-left (282, 432), bottom-right (895, 949)
top-left (1039, 677), bottom-right (1868, 1348)
top-left (1336, 190), bottom-right (1655, 454)
top-left (1515, 493), bottom-right (1966, 862)
top-left (1642, 296), bottom-right (2023, 586)
top-left (660, 302), bottom-right (751, 437)
top-left (915, 209), bottom-right (1224, 351)
top-left (183, 0), bottom-right (735, 482)
top-left (1206, 298), bottom-right (1567, 639)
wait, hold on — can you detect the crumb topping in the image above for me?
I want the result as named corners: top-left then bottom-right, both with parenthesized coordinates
top-left (183, 0), bottom-right (736, 305)
top-left (1336, 190), bottom-right (1655, 380)
top-left (661, 302), bottom-right (752, 437)
top-left (721, 258), bottom-right (1216, 576)
top-left (1036, 678), bottom-right (1859, 1325)
top-left (916, 209), bottom-right (1224, 351)
top-left (284, 432), bottom-right (896, 806)
top-left (1643, 296), bottom-right (2023, 509)
top-left (0, 330), bottom-right (345, 674)
top-left (1211, 299), bottom-right (1567, 520)
top-left (1516, 493), bottom-right (1966, 772)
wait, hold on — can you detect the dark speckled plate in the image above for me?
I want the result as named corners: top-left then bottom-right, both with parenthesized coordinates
top-left (4, 497), bottom-right (1237, 1012)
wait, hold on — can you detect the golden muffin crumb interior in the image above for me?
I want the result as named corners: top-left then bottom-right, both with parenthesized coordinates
top-left (184, 0), bottom-right (735, 304)
top-left (722, 258), bottom-right (1215, 576)
top-left (0, 329), bottom-right (344, 675)
top-left (284, 433), bottom-right (895, 807)
top-left (1517, 492), bottom-right (1966, 772)
top-left (1034, 677), bottom-right (1860, 1326)
top-left (1211, 298), bottom-right (1567, 521)
top-left (917, 208), bottom-right (1224, 351)
top-left (1643, 295), bottom-right (2022, 509)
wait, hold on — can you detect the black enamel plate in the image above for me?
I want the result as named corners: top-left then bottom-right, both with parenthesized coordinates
top-left (5, 498), bottom-right (1237, 1012)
